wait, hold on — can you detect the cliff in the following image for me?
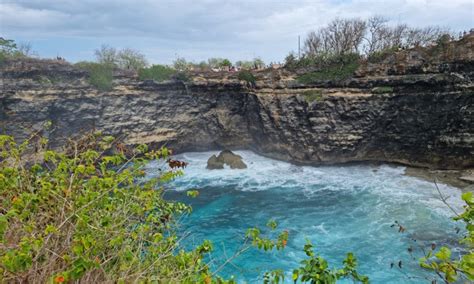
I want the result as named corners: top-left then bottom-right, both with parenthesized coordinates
top-left (1, 36), bottom-right (473, 170)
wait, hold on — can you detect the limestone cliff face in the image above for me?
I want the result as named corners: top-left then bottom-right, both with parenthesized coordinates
top-left (1, 37), bottom-right (473, 169)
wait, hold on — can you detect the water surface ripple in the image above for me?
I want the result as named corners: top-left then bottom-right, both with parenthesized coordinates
top-left (147, 151), bottom-right (464, 283)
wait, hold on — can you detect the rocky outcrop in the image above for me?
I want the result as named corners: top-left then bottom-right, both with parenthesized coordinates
top-left (1, 36), bottom-right (473, 170)
top-left (207, 150), bottom-right (247, 169)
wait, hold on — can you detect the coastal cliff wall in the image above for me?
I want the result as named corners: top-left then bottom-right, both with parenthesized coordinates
top-left (1, 35), bottom-right (473, 169)
top-left (1, 71), bottom-right (473, 169)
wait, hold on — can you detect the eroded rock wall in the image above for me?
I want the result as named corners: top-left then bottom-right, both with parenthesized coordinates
top-left (1, 73), bottom-right (473, 169)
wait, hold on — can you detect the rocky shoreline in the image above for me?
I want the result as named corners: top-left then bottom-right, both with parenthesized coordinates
top-left (404, 166), bottom-right (474, 191)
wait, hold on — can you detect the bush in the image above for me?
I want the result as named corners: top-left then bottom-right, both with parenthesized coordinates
top-left (237, 70), bottom-right (256, 86)
top-left (173, 72), bottom-right (189, 82)
top-left (0, 38), bottom-right (28, 65)
top-left (0, 132), bottom-right (220, 283)
top-left (418, 186), bottom-right (474, 283)
top-left (371, 86), bottom-right (394, 94)
top-left (301, 90), bottom-right (323, 103)
top-left (294, 53), bottom-right (360, 84)
top-left (74, 62), bottom-right (113, 91)
top-left (138, 65), bottom-right (176, 82)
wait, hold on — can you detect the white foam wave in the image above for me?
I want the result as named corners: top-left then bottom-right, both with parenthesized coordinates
top-left (147, 150), bottom-right (465, 215)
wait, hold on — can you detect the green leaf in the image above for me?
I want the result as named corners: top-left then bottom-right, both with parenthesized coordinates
top-left (435, 247), bottom-right (451, 261)
top-left (266, 219), bottom-right (277, 230)
top-left (186, 190), bottom-right (200, 198)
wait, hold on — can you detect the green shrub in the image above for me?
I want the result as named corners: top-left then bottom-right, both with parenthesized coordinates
top-left (295, 53), bottom-right (360, 84)
top-left (237, 70), bottom-right (256, 86)
top-left (138, 64), bottom-right (176, 82)
top-left (0, 38), bottom-right (25, 61)
top-left (371, 86), bottom-right (394, 94)
top-left (0, 52), bottom-right (7, 66)
top-left (0, 132), bottom-right (221, 283)
top-left (174, 72), bottom-right (189, 82)
top-left (248, 221), bottom-right (368, 284)
top-left (297, 59), bottom-right (359, 83)
top-left (74, 62), bottom-right (113, 91)
top-left (301, 90), bottom-right (323, 103)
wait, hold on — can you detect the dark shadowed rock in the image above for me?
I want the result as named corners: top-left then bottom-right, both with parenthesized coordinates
top-left (207, 150), bottom-right (247, 169)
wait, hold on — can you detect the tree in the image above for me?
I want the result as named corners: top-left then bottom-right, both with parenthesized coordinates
top-left (364, 16), bottom-right (391, 54)
top-left (207, 58), bottom-right (225, 69)
top-left (235, 60), bottom-right (253, 69)
top-left (94, 44), bottom-right (118, 66)
top-left (173, 57), bottom-right (189, 71)
top-left (117, 48), bottom-right (147, 71)
top-left (17, 42), bottom-right (36, 57)
top-left (220, 59), bottom-right (232, 67)
top-left (304, 18), bottom-right (367, 56)
top-left (0, 37), bottom-right (26, 60)
top-left (284, 52), bottom-right (297, 68)
top-left (0, 37), bottom-right (18, 54)
top-left (252, 57), bottom-right (265, 69)
top-left (405, 26), bottom-right (449, 47)
top-left (198, 61), bottom-right (209, 70)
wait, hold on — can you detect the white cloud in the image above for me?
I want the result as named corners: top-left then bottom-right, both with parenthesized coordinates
top-left (1, 0), bottom-right (472, 63)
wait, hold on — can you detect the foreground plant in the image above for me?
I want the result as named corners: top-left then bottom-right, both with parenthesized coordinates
top-left (248, 220), bottom-right (369, 284)
top-left (419, 185), bottom-right (474, 283)
top-left (0, 132), bottom-right (225, 283)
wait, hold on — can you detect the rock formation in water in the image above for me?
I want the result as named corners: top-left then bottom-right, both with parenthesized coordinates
top-left (207, 150), bottom-right (247, 169)
top-left (1, 33), bottom-right (473, 170)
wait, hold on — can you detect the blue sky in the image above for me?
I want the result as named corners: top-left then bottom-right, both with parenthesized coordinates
top-left (1, 0), bottom-right (473, 65)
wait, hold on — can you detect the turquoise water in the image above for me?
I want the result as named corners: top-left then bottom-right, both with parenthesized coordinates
top-left (149, 151), bottom-right (465, 283)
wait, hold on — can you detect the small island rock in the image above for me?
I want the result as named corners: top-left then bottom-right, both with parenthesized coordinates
top-left (206, 150), bottom-right (247, 169)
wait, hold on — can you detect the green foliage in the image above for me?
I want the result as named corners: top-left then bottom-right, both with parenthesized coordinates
top-left (0, 38), bottom-right (27, 64)
top-left (250, 221), bottom-right (368, 284)
top-left (117, 48), bottom-right (147, 71)
top-left (235, 58), bottom-right (265, 70)
top-left (284, 52), bottom-right (297, 68)
top-left (301, 90), bottom-right (323, 103)
top-left (94, 46), bottom-right (147, 71)
top-left (75, 62), bottom-right (114, 91)
top-left (371, 86), bottom-right (394, 94)
top-left (245, 222), bottom-right (289, 252)
top-left (138, 64), bottom-right (176, 82)
top-left (235, 60), bottom-right (254, 69)
top-left (94, 45), bottom-right (118, 66)
top-left (0, 132), bottom-right (221, 283)
top-left (207, 58), bottom-right (232, 69)
top-left (420, 191), bottom-right (474, 282)
top-left (173, 57), bottom-right (189, 72)
top-left (237, 70), bottom-right (256, 87)
top-left (253, 58), bottom-right (265, 69)
top-left (174, 72), bottom-right (190, 82)
top-left (288, 241), bottom-right (368, 284)
top-left (296, 53), bottom-right (360, 83)
top-left (198, 61), bottom-right (209, 70)
top-left (186, 190), bottom-right (200, 198)
top-left (221, 59), bottom-right (232, 67)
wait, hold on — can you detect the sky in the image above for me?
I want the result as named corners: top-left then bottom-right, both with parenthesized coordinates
top-left (1, 0), bottom-right (473, 65)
